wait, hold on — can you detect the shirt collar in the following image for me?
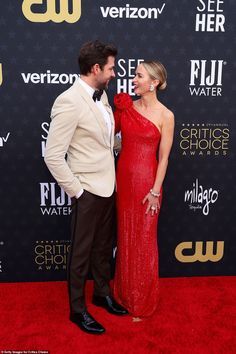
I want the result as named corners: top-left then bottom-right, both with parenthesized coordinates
top-left (78, 77), bottom-right (95, 98)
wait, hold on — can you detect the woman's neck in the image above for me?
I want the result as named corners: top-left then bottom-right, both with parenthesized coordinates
top-left (139, 92), bottom-right (158, 109)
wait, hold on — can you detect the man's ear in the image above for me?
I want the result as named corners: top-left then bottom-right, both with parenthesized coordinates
top-left (91, 63), bottom-right (101, 75)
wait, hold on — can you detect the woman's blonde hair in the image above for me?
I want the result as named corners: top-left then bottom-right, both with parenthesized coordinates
top-left (142, 60), bottom-right (167, 91)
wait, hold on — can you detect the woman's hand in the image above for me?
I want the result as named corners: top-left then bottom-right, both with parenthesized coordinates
top-left (142, 191), bottom-right (160, 216)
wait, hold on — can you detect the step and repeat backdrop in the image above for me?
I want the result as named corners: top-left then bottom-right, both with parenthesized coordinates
top-left (0, 0), bottom-right (235, 282)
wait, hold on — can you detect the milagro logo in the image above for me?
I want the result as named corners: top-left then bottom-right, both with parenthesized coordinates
top-left (184, 179), bottom-right (219, 216)
top-left (21, 70), bottom-right (79, 85)
top-left (40, 182), bottom-right (72, 215)
top-left (195, 0), bottom-right (225, 32)
top-left (117, 58), bottom-right (144, 96)
top-left (22, 0), bottom-right (82, 23)
top-left (100, 3), bottom-right (166, 19)
top-left (189, 59), bottom-right (226, 96)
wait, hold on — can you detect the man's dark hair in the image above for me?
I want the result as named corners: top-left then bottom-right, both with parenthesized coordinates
top-left (78, 40), bottom-right (118, 75)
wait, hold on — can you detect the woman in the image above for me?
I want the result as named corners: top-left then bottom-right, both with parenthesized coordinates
top-left (113, 61), bottom-right (174, 320)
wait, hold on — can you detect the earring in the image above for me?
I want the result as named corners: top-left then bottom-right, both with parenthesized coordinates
top-left (149, 84), bottom-right (155, 92)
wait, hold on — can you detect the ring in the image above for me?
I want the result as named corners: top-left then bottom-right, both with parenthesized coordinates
top-left (151, 206), bottom-right (156, 211)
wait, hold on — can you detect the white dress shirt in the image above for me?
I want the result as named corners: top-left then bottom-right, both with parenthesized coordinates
top-left (75, 78), bottom-right (112, 198)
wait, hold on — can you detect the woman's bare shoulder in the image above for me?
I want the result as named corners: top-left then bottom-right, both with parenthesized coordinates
top-left (161, 104), bottom-right (174, 123)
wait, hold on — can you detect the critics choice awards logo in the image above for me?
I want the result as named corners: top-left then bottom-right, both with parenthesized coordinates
top-left (34, 240), bottom-right (70, 271)
top-left (179, 123), bottom-right (229, 156)
top-left (22, 0), bottom-right (82, 23)
top-left (189, 59), bottom-right (226, 97)
top-left (184, 178), bottom-right (219, 216)
top-left (195, 0), bottom-right (225, 32)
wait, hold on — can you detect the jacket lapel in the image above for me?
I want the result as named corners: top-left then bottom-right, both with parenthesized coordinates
top-left (75, 81), bottom-right (112, 147)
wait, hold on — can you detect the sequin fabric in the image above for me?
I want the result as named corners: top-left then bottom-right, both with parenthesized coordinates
top-left (113, 93), bottom-right (162, 317)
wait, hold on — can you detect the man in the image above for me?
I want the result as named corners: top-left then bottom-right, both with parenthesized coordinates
top-left (44, 40), bottom-right (127, 335)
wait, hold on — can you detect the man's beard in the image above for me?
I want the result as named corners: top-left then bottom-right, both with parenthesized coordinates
top-left (98, 80), bottom-right (109, 90)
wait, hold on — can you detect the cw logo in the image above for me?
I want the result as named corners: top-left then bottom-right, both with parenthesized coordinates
top-left (175, 241), bottom-right (224, 263)
top-left (22, 0), bottom-right (81, 23)
top-left (0, 63), bottom-right (2, 86)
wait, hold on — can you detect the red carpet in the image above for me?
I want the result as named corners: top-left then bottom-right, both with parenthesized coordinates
top-left (0, 277), bottom-right (235, 354)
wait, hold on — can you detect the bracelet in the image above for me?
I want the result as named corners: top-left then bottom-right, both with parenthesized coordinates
top-left (150, 189), bottom-right (161, 197)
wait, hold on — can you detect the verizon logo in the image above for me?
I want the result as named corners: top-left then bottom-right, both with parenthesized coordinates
top-left (21, 70), bottom-right (79, 85)
top-left (100, 3), bottom-right (166, 19)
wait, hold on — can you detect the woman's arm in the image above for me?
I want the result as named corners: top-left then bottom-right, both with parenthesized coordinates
top-left (152, 109), bottom-right (175, 193)
top-left (113, 110), bottom-right (122, 152)
top-left (143, 109), bottom-right (175, 215)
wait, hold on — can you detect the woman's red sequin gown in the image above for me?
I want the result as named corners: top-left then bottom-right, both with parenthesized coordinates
top-left (113, 93), bottom-right (162, 317)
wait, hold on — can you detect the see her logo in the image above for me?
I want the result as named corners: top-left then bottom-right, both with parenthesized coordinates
top-left (22, 0), bottom-right (82, 23)
top-left (195, 0), bottom-right (225, 32)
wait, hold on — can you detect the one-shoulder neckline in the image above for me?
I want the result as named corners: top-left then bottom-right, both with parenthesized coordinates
top-left (131, 105), bottom-right (161, 135)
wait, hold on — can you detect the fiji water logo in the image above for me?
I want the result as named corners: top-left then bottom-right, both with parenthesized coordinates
top-left (184, 179), bottom-right (219, 216)
top-left (189, 59), bottom-right (226, 96)
top-left (40, 182), bottom-right (72, 215)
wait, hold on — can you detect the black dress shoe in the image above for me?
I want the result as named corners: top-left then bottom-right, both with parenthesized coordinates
top-left (70, 311), bottom-right (105, 335)
top-left (92, 295), bottom-right (128, 316)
